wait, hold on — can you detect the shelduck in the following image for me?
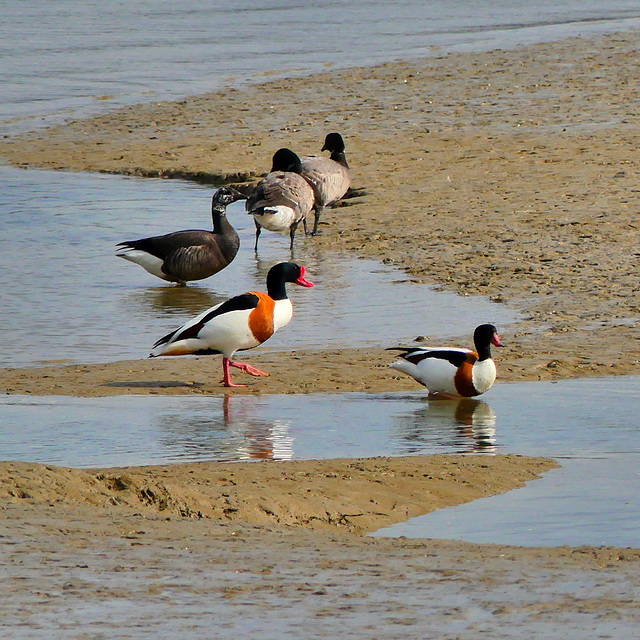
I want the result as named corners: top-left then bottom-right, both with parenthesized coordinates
top-left (246, 148), bottom-right (316, 250)
top-left (300, 132), bottom-right (351, 235)
top-left (116, 186), bottom-right (246, 285)
top-left (150, 262), bottom-right (314, 387)
top-left (388, 324), bottom-right (504, 398)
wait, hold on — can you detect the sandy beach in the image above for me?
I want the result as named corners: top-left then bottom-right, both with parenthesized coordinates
top-left (2, 30), bottom-right (640, 636)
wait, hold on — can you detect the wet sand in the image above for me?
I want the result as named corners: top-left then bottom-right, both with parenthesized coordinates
top-left (4, 455), bottom-right (640, 637)
top-left (2, 31), bottom-right (640, 635)
top-left (5, 494), bottom-right (640, 638)
top-left (0, 456), bottom-right (554, 534)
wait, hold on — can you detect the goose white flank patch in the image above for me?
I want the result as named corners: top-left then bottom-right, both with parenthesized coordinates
top-left (388, 324), bottom-right (504, 398)
top-left (300, 132), bottom-right (351, 235)
top-left (116, 186), bottom-right (246, 285)
top-left (246, 148), bottom-right (316, 250)
top-left (150, 262), bottom-right (314, 387)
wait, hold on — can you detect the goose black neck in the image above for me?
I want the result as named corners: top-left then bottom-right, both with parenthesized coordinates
top-left (271, 148), bottom-right (302, 174)
top-left (331, 150), bottom-right (349, 168)
top-left (211, 205), bottom-right (228, 234)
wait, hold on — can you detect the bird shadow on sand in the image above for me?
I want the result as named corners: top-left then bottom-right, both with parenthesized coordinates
top-left (102, 380), bottom-right (205, 389)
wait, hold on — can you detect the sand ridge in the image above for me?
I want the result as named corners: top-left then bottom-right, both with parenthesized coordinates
top-left (0, 455), bottom-right (557, 535)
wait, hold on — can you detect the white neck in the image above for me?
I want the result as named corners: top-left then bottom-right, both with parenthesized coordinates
top-left (273, 298), bottom-right (293, 332)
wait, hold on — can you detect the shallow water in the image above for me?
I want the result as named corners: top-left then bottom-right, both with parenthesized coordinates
top-left (2, 377), bottom-right (639, 547)
top-left (0, 389), bottom-right (501, 468)
top-left (0, 164), bottom-right (514, 368)
top-left (2, 1), bottom-right (639, 134)
top-left (377, 456), bottom-right (640, 547)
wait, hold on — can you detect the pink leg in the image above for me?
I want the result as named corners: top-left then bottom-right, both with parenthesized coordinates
top-left (229, 359), bottom-right (269, 377)
top-left (222, 357), bottom-right (269, 387)
top-left (222, 357), bottom-right (246, 388)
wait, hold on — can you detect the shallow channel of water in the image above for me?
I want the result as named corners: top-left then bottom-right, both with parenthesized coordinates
top-left (1, 376), bottom-right (639, 547)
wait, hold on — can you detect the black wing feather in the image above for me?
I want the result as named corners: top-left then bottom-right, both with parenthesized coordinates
top-left (387, 347), bottom-right (468, 368)
top-left (117, 230), bottom-right (212, 261)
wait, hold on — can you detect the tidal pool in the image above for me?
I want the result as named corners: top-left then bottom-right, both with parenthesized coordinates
top-left (0, 165), bottom-right (515, 368)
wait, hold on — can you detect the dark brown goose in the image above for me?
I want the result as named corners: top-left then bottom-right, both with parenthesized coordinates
top-left (116, 186), bottom-right (246, 285)
top-left (300, 132), bottom-right (351, 235)
top-left (246, 148), bottom-right (316, 250)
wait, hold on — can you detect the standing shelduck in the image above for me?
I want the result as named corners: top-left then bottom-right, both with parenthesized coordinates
top-left (150, 262), bottom-right (314, 387)
top-left (388, 324), bottom-right (504, 398)
top-left (300, 132), bottom-right (351, 236)
top-left (116, 186), bottom-right (246, 285)
top-left (246, 148), bottom-right (316, 250)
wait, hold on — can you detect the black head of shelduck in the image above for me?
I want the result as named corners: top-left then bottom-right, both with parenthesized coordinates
top-left (474, 324), bottom-right (504, 350)
top-left (266, 262), bottom-right (314, 291)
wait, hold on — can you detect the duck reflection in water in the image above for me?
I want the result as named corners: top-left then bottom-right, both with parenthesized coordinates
top-left (122, 285), bottom-right (226, 317)
top-left (222, 395), bottom-right (295, 460)
top-left (157, 394), bottom-right (294, 462)
top-left (395, 397), bottom-right (498, 454)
